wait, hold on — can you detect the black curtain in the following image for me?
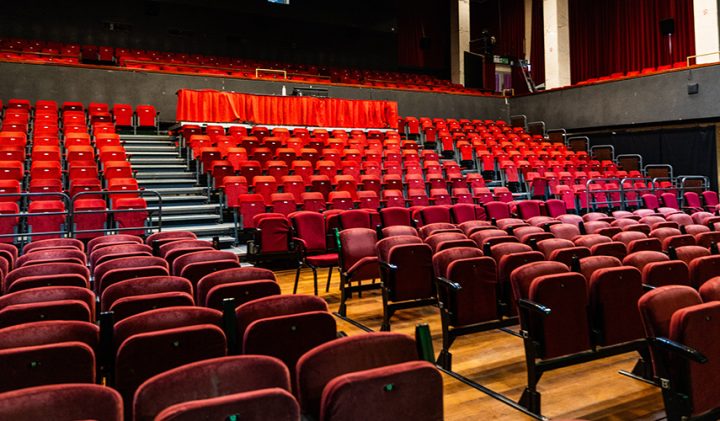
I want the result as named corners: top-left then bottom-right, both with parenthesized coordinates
top-left (587, 127), bottom-right (717, 190)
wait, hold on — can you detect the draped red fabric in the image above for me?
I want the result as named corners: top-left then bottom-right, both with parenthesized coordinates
top-left (530, 0), bottom-right (546, 87)
top-left (470, 0), bottom-right (524, 58)
top-left (569, 0), bottom-right (695, 84)
top-left (176, 90), bottom-right (399, 128)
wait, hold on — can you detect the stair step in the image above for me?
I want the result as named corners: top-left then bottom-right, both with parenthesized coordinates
top-left (147, 204), bottom-right (220, 214)
top-left (136, 172), bottom-right (196, 179)
top-left (152, 214), bottom-right (222, 223)
top-left (124, 145), bottom-right (178, 152)
top-left (159, 223), bottom-right (237, 236)
top-left (123, 140), bottom-right (176, 147)
top-left (130, 158), bottom-right (186, 164)
top-left (120, 134), bottom-right (174, 141)
top-left (147, 186), bottom-right (207, 195)
top-left (127, 151), bottom-right (180, 157)
top-left (146, 195), bottom-right (209, 203)
top-left (137, 179), bottom-right (197, 185)
top-left (132, 164), bottom-right (188, 171)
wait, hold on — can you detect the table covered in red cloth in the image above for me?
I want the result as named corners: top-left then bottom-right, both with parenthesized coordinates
top-left (176, 89), bottom-right (398, 128)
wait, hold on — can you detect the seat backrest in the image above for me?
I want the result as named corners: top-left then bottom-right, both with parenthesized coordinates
top-left (319, 361), bottom-right (442, 421)
top-left (0, 384), bottom-right (122, 421)
top-left (638, 285), bottom-right (702, 340)
top-left (530, 272), bottom-right (591, 358)
top-left (291, 211), bottom-right (326, 252)
top-left (383, 243), bottom-right (434, 302)
top-left (338, 228), bottom-right (378, 273)
top-left (667, 302), bottom-right (720, 417)
top-left (296, 332), bottom-right (418, 418)
top-left (133, 355), bottom-right (291, 421)
top-left (589, 266), bottom-right (644, 346)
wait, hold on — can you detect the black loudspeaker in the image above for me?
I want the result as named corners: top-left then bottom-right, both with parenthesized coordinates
top-left (660, 18), bottom-right (675, 36)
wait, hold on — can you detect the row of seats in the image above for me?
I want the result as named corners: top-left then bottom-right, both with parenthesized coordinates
top-left (574, 61), bottom-right (689, 86)
top-left (0, 99), bottom-right (158, 133)
top-left (0, 37), bottom-right (483, 95)
top-left (0, 100), bottom-right (152, 244)
top-left (0, 229), bottom-right (443, 420)
top-left (313, 203), bottom-right (720, 416)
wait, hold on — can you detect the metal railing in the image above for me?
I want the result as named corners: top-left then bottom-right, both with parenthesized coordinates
top-left (70, 190), bottom-right (163, 238)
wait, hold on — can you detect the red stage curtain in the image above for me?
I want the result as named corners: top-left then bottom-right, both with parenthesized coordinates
top-left (176, 90), bottom-right (399, 128)
top-left (569, 0), bottom-right (695, 84)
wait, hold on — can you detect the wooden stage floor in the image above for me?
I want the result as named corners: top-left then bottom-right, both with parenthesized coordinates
top-left (278, 266), bottom-right (666, 421)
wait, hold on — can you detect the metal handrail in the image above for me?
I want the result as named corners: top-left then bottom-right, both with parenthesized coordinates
top-left (677, 175), bottom-right (711, 207)
top-left (69, 189), bottom-right (163, 237)
top-left (584, 178), bottom-right (624, 211)
top-left (0, 192), bottom-right (71, 246)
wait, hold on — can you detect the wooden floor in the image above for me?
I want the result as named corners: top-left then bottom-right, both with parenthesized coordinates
top-left (278, 266), bottom-right (667, 421)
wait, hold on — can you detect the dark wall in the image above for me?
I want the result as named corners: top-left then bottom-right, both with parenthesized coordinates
top-left (0, 0), bottom-right (400, 71)
top-left (0, 62), bottom-right (509, 122)
top-left (510, 65), bottom-right (720, 130)
top-left (583, 127), bottom-right (718, 190)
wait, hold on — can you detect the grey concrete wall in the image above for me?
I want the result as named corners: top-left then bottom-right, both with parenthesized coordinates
top-left (510, 65), bottom-right (720, 130)
top-left (0, 62), bottom-right (510, 123)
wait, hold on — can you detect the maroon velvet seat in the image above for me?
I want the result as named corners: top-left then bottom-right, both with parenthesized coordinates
top-left (88, 234), bottom-right (143, 254)
top-left (549, 223), bottom-right (581, 241)
top-left (16, 248), bottom-right (86, 267)
top-left (536, 238), bottom-right (591, 267)
top-left (0, 384), bottom-right (122, 421)
top-left (173, 250), bottom-right (240, 286)
top-left (417, 206), bottom-right (452, 226)
top-left (0, 286), bottom-right (95, 327)
top-left (235, 295), bottom-right (336, 383)
top-left (450, 203), bottom-right (485, 224)
top-left (114, 307), bottom-right (227, 409)
top-left (622, 251), bottom-right (670, 271)
top-left (319, 360), bottom-right (442, 421)
top-left (145, 231), bottom-right (197, 250)
top-left (642, 260), bottom-right (690, 287)
top-left (248, 215), bottom-right (292, 261)
top-left (101, 276), bottom-right (194, 312)
top-left (512, 225), bottom-right (554, 244)
top-left (337, 209), bottom-right (375, 230)
top-left (457, 220), bottom-right (493, 236)
top-left (588, 266), bottom-right (645, 346)
top-left (674, 245), bottom-right (711, 265)
top-left (484, 201), bottom-right (512, 220)
top-left (94, 256), bottom-right (169, 294)
top-left (337, 228), bottom-right (380, 315)
top-left (0, 320), bottom-right (98, 351)
top-left (155, 388), bottom-right (299, 421)
top-left (296, 332), bottom-right (427, 419)
top-left (134, 355), bottom-right (294, 421)
top-left (0, 342), bottom-right (96, 392)
top-left (688, 255), bottom-right (720, 289)
top-left (378, 207), bottom-right (412, 227)
top-left (376, 236), bottom-right (435, 330)
top-left (3, 263), bottom-right (89, 294)
top-left (89, 243), bottom-right (153, 268)
top-left (381, 225), bottom-right (418, 238)
top-left (424, 232), bottom-right (470, 253)
top-left (291, 211), bottom-right (338, 295)
top-left (23, 238), bottom-right (83, 254)
top-left (417, 222), bottom-right (460, 239)
top-left (197, 267), bottom-right (279, 310)
top-left (700, 277), bottom-right (720, 301)
top-left (433, 247), bottom-right (506, 369)
top-left (159, 240), bottom-right (214, 267)
top-left (639, 286), bottom-right (720, 419)
top-left (470, 229), bottom-right (518, 251)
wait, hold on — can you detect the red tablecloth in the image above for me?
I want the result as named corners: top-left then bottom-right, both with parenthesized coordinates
top-left (176, 89), bottom-right (398, 128)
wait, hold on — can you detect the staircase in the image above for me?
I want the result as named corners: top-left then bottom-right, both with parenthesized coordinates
top-left (120, 133), bottom-right (240, 252)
